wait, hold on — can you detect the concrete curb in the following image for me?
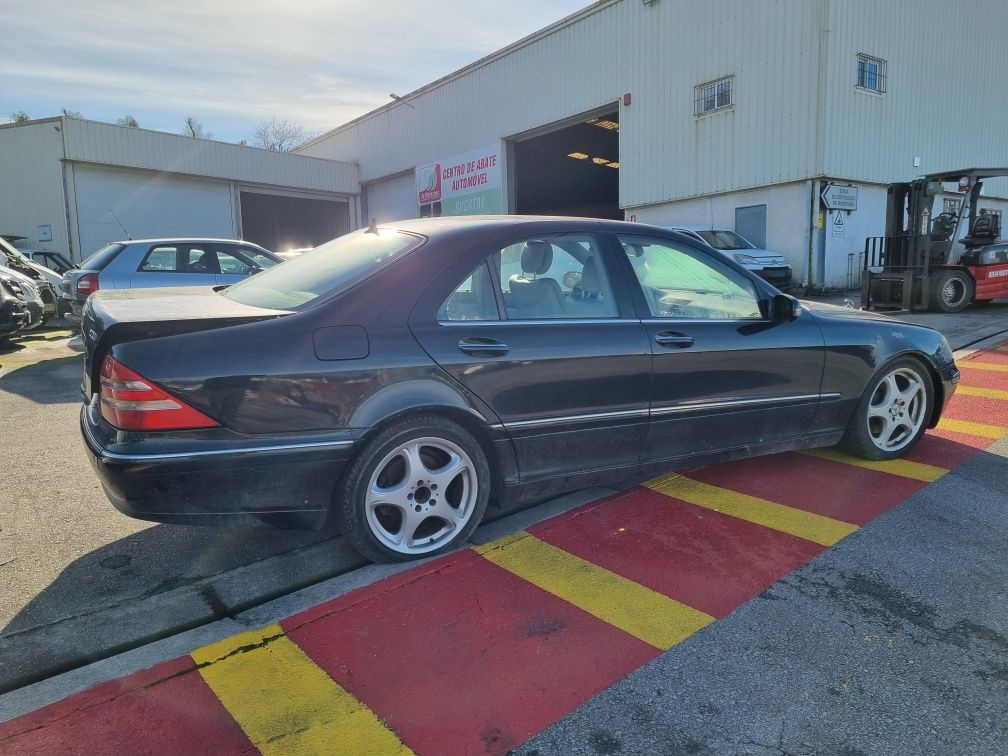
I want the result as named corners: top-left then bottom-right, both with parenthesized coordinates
top-left (0, 487), bottom-right (615, 720)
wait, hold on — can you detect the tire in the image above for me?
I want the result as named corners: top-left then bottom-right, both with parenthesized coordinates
top-left (335, 414), bottom-right (491, 562)
top-left (928, 269), bottom-right (972, 313)
top-left (839, 357), bottom-right (934, 460)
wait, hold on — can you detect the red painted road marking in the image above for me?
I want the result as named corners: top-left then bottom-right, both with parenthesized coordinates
top-left (941, 392), bottom-right (1008, 426)
top-left (684, 452), bottom-right (925, 526)
top-left (283, 550), bottom-right (658, 756)
top-left (0, 657), bottom-right (252, 755)
top-left (904, 433), bottom-right (982, 469)
top-left (529, 487), bottom-right (824, 618)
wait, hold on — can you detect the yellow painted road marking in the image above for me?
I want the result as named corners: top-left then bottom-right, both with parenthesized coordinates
top-left (475, 531), bottom-right (714, 649)
top-left (800, 448), bottom-right (948, 483)
top-left (960, 361), bottom-right (1008, 373)
top-left (956, 384), bottom-right (1008, 401)
top-left (645, 474), bottom-right (858, 547)
top-left (193, 624), bottom-right (412, 755)
top-left (936, 418), bottom-right (1007, 439)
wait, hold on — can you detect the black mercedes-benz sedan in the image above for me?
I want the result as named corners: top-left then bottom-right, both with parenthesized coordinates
top-left (80, 216), bottom-right (959, 562)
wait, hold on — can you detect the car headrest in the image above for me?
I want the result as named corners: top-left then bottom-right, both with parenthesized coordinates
top-left (622, 242), bottom-right (645, 258)
top-left (521, 241), bottom-right (553, 276)
top-left (579, 256), bottom-right (601, 294)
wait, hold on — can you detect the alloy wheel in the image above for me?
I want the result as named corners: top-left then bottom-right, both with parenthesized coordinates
top-left (364, 437), bottom-right (478, 556)
top-left (866, 367), bottom-right (928, 452)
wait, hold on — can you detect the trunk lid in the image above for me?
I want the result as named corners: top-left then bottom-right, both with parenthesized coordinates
top-left (81, 286), bottom-right (289, 396)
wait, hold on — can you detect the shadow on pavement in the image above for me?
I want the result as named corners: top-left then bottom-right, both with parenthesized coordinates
top-left (0, 355), bottom-right (82, 405)
top-left (0, 517), bottom-right (360, 693)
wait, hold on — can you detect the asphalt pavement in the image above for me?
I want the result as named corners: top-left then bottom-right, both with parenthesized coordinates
top-left (0, 302), bottom-right (1007, 746)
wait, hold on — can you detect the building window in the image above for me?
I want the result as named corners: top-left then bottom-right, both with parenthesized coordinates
top-left (856, 54), bottom-right (887, 93)
top-left (694, 76), bottom-right (733, 116)
top-left (943, 198), bottom-right (961, 215)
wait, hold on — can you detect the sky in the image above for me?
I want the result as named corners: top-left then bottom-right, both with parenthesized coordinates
top-left (0, 0), bottom-right (590, 144)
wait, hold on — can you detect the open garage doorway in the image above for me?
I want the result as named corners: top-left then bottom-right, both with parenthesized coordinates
top-left (239, 190), bottom-right (351, 254)
top-left (511, 109), bottom-right (620, 219)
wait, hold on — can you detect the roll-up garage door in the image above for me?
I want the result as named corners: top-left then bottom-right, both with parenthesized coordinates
top-left (363, 171), bottom-right (417, 223)
top-left (74, 165), bottom-right (234, 257)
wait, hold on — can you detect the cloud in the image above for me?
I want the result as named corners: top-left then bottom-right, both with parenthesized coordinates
top-left (0, 0), bottom-right (589, 141)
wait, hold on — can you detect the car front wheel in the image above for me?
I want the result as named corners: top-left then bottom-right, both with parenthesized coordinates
top-left (336, 415), bottom-right (490, 562)
top-left (839, 358), bottom-right (933, 460)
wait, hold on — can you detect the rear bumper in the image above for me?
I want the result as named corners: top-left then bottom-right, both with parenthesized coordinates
top-left (80, 400), bottom-right (360, 528)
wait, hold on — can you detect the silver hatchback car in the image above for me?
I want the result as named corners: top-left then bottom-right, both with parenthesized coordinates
top-left (62, 238), bottom-right (282, 319)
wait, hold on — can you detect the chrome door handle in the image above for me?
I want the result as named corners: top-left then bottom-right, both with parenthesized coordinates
top-left (457, 337), bottom-right (510, 356)
top-left (654, 331), bottom-right (694, 348)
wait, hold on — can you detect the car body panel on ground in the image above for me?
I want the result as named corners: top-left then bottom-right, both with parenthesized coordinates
top-left (78, 217), bottom-right (958, 551)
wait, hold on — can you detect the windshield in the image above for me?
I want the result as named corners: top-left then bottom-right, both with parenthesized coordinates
top-left (223, 228), bottom-right (423, 309)
top-left (697, 230), bottom-right (755, 250)
top-left (80, 243), bottom-right (126, 271)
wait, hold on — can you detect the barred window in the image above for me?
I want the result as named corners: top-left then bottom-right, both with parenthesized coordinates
top-left (694, 76), bottom-right (733, 116)
top-left (943, 198), bottom-right (961, 215)
top-left (856, 54), bottom-right (887, 93)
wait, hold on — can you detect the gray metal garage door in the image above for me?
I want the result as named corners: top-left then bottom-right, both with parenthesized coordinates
top-left (735, 204), bottom-right (767, 249)
top-left (74, 165), bottom-right (234, 257)
top-left (362, 171), bottom-right (417, 224)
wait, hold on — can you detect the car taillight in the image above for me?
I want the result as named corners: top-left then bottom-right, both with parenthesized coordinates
top-left (99, 355), bottom-right (219, 431)
top-left (77, 273), bottom-right (99, 297)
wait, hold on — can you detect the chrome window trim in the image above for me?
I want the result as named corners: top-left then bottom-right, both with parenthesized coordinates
top-left (438, 318), bottom-right (632, 327)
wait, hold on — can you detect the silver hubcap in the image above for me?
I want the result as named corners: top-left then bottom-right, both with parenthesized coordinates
top-left (365, 437), bottom-right (477, 555)
top-left (866, 367), bottom-right (927, 452)
top-left (942, 279), bottom-right (966, 306)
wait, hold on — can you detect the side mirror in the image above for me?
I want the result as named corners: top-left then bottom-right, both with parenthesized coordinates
top-left (770, 293), bottom-right (801, 323)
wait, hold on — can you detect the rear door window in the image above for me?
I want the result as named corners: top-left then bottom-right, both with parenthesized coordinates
top-left (139, 246), bottom-right (219, 274)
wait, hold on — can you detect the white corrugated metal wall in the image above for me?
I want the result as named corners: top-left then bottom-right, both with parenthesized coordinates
top-left (821, 0), bottom-right (1008, 194)
top-left (62, 119), bottom-right (359, 195)
top-left (301, 0), bottom-right (1007, 217)
top-left (0, 120), bottom-right (71, 253)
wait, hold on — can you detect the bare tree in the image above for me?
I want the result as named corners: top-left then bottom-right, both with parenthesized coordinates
top-left (9, 111), bottom-right (29, 124)
top-left (61, 107), bottom-right (82, 118)
top-left (116, 115), bottom-right (140, 128)
top-left (182, 116), bottom-right (213, 139)
top-left (250, 117), bottom-right (314, 151)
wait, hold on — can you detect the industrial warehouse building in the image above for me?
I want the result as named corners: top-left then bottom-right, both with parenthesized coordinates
top-left (0, 117), bottom-right (358, 260)
top-left (299, 0), bottom-right (1008, 288)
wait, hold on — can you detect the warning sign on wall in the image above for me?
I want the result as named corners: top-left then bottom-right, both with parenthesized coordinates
top-left (832, 212), bottom-right (845, 237)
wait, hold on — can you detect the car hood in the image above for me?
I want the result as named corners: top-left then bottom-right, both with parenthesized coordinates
top-left (801, 298), bottom-right (903, 323)
top-left (742, 247), bottom-right (789, 262)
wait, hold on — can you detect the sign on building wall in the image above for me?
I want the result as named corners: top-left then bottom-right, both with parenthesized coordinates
top-left (417, 143), bottom-right (503, 217)
top-left (821, 183), bottom-right (858, 211)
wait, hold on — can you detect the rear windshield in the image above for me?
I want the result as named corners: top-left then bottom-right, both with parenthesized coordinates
top-left (222, 229), bottom-right (423, 310)
top-left (80, 243), bottom-right (126, 271)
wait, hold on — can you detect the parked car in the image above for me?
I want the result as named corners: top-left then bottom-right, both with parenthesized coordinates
top-left (667, 226), bottom-right (793, 290)
top-left (0, 266), bottom-right (50, 328)
top-left (20, 249), bottom-right (75, 275)
top-left (0, 277), bottom-right (30, 344)
top-left (79, 217), bottom-right (958, 563)
top-left (62, 239), bottom-right (282, 320)
top-left (0, 237), bottom-right (61, 320)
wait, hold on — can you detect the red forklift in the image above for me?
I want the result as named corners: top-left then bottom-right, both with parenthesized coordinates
top-left (861, 167), bottom-right (1008, 312)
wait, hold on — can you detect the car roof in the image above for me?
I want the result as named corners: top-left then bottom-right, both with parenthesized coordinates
top-left (117, 238), bottom-right (270, 246)
top-left (380, 214), bottom-right (698, 239)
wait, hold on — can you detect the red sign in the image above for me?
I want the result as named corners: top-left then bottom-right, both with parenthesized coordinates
top-left (418, 164), bottom-right (442, 204)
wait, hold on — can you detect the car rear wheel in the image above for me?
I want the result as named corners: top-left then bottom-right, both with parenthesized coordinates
top-left (336, 415), bottom-right (490, 562)
top-left (839, 358), bottom-right (933, 460)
